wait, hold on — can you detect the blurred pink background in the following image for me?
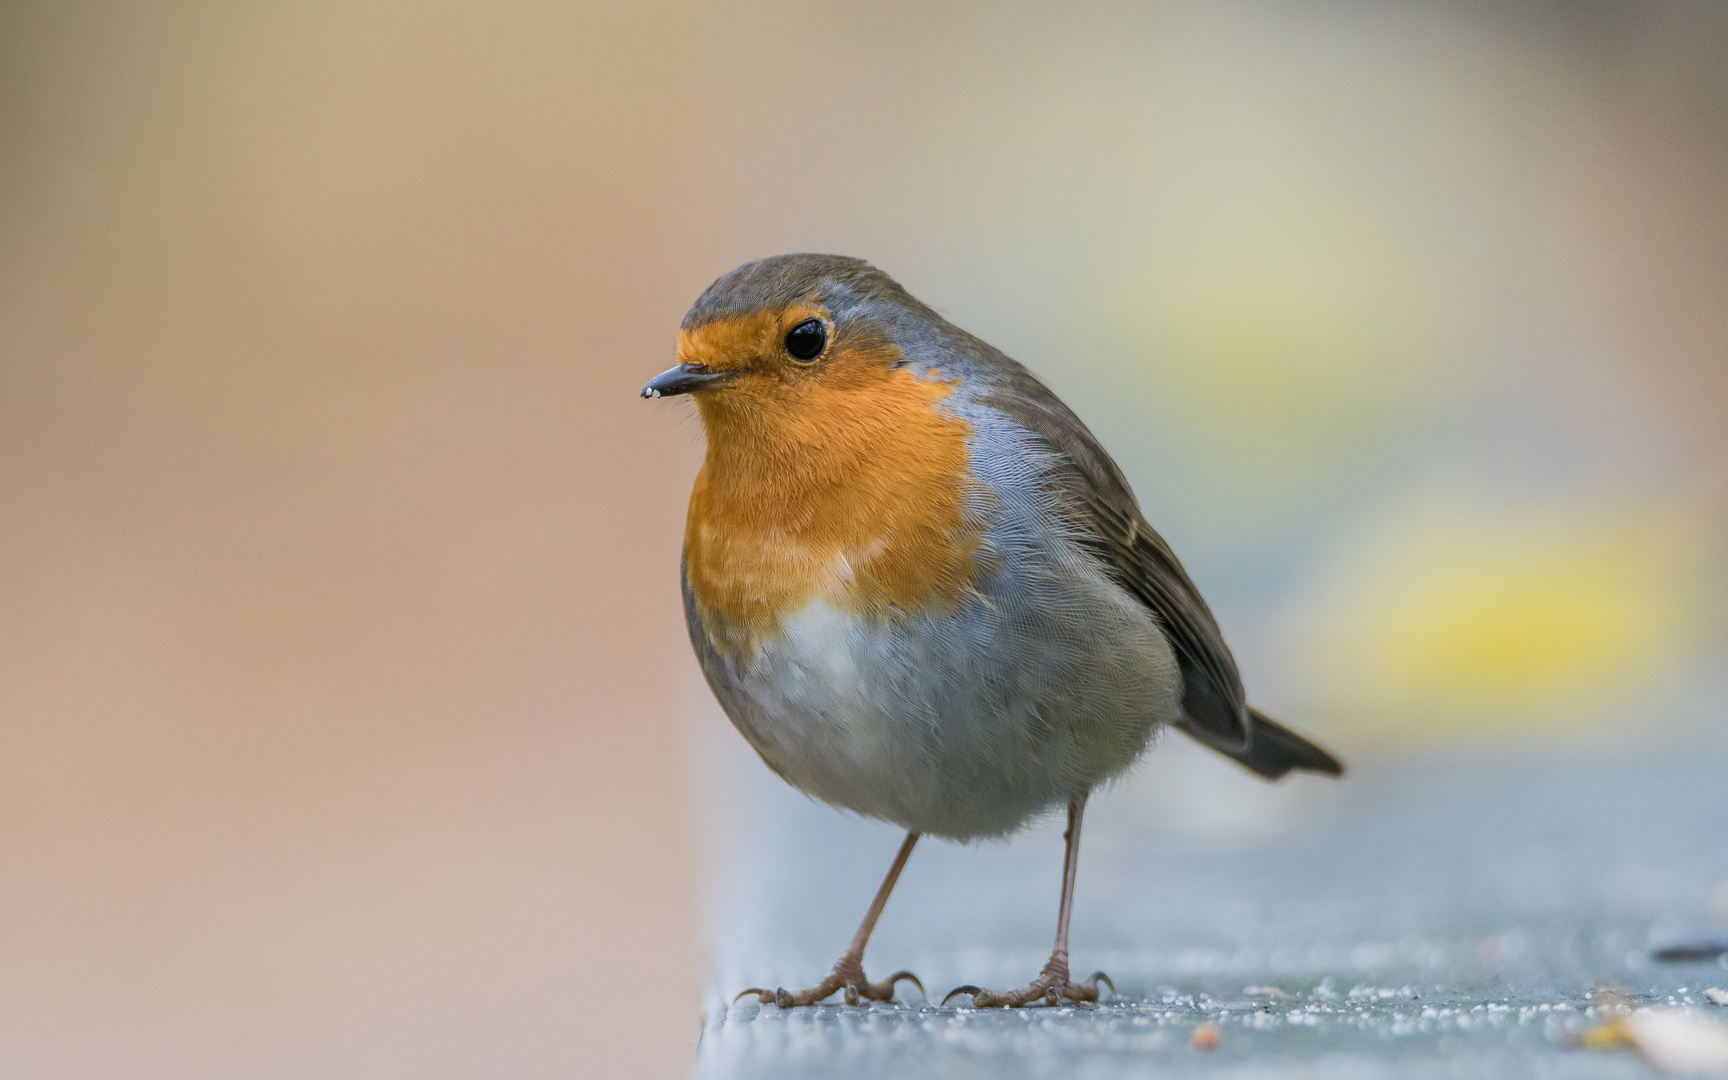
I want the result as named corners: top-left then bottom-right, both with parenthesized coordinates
top-left (3, 3), bottom-right (1725, 1077)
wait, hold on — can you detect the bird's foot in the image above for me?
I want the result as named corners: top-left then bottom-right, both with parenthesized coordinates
top-left (942, 956), bottom-right (1112, 1008)
top-left (735, 954), bottom-right (923, 1008)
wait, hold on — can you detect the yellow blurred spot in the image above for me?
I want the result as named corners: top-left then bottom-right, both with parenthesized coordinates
top-left (1579, 1011), bottom-right (1728, 1073)
top-left (1580, 1017), bottom-right (1637, 1052)
top-left (1294, 492), bottom-right (1707, 739)
top-left (1375, 531), bottom-right (1680, 706)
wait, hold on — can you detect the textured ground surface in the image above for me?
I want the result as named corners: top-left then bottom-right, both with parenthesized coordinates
top-left (692, 738), bottom-right (1728, 1078)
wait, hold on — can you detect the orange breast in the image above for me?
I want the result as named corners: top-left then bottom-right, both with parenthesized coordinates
top-left (684, 356), bottom-right (988, 658)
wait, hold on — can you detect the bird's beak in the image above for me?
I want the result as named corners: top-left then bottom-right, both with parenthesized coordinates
top-left (640, 363), bottom-right (738, 399)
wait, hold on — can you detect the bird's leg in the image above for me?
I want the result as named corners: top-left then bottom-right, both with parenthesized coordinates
top-left (736, 831), bottom-right (925, 1007)
top-left (943, 796), bottom-right (1113, 1008)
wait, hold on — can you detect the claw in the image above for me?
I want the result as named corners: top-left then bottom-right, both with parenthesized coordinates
top-left (948, 956), bottom-right (1113, 1008)
top-left (942, 984), bottom-right (983, 1006)
top-left (1051, 970), bottom-right (1115, 1004)
top-left (882, 970), bottom-right (925, 999)
top-left (738, 964), bottom-right (920, 1008)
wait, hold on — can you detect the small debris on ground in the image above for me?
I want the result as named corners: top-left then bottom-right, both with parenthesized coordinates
top-left (1705, 988), bottom-right (1728, 1007)
top-left (1587, 983), bottom-right (1635, 1012)
top-left (1579, 1009), bottom-right (1728, 1074)
top-left (1650, 938), bottom-right (1728, 963)
top-left (1190, 1023), bottom-right (1220, 1052)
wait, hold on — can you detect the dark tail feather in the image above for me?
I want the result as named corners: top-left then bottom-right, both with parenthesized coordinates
top-left (1178, 708), bottom-right (1344, 780)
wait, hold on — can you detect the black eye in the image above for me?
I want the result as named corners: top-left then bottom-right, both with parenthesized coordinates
top-left (784, 319), bottom-right (826, 362)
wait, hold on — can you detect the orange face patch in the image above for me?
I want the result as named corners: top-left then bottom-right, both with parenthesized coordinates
top-left (677, 304), bottom-right (830, 375)
top-left (681, 310), bottom-right (988, 657)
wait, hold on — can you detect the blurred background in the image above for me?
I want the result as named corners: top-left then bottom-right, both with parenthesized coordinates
top-left (2, 2), bottom-right (1725, 1078)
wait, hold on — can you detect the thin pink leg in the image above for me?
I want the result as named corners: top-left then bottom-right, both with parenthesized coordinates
top-left (737, 831), bottom-right (925, 1007)
top-left (943, 797), bottom-right (1113, 1007)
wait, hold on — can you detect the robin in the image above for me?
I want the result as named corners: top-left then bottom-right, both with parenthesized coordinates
top-left (643, 254), bottom-right (1343, 1009)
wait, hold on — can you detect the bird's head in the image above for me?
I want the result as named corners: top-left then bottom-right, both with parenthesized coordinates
top-left (647, 255), bottom-right (988, 633)
top-left (641, 254), bottom-right (955, 457)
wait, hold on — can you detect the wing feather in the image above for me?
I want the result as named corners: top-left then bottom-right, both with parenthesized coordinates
top-left (979, 369), bottom-right (1251, 752)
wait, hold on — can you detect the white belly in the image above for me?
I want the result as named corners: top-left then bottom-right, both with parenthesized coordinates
top-left (692, 567), bottom-right (1182, 839)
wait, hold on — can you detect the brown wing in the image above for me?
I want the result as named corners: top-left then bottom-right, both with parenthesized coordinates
top-left (980, 367), bottom-right (1251, 753)
top-left (1074, 491), bottom-right (1252, 752)
top-left (1075, 470), bottom-right (1344, 776)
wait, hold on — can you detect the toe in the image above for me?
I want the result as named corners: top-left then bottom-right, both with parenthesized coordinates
top-left (1059, 970), bottom-right (1113, 1003)
top-left (941, 984), bottom-right (984, 1007)
top-left (860, 969), bottom-right (923, 1002)
top-left (1079, 971), bottom-right (1114, 1001)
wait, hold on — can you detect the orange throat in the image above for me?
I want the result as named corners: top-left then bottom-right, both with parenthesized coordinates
top-left (683, 367), bottom-right (988, 657)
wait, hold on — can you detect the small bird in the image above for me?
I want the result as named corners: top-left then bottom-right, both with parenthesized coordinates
top-left (644, 254), bottom-right (1342, 1009)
